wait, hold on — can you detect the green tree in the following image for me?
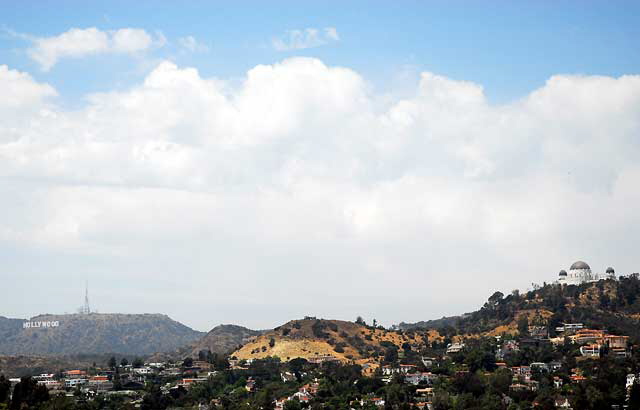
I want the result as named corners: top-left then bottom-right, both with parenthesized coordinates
top-left (9, 377), bottom-right (49, 410)
top-left (121, 357), bottom-right (129, 367)
top-left (283, 398), bottom-right (302, 410)
top-left (108, 356), bottom-right (117, 369)
top-left (517, 315), bottom-right (529, 336)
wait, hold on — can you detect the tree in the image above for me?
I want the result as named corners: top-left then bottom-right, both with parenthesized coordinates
top-left (133, 357), bottom-right (144, 368)
top-left (517, 315), bottom-right (529, 336)
top-left (108, 356), bottom-right (117, 369)
top-left (0, 375), bottom-right (10, 403)
top-left (356, 316), bottom-right (366, 326)
top-left (283, 398), bottom-right (302, 410)
top-left (182, 357), bottom-right (194, 368)
top-left (9, 377), bottom-right (49, 410)
top-left (629, 381), bottom-right (640, 410)
top-left (269, 337), bottom-right (276, 348)
top-left (121, 357), bottom-right (129, 367)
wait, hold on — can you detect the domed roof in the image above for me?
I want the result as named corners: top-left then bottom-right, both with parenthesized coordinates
top-left (559, 270), bottom-right (567, 276)
top-left (570, 261), bottom-right (591, 270)
top-left (606, 267), bottom-right (615, 274)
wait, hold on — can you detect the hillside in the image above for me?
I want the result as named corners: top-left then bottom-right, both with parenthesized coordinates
top-left (400, 274), bottom-right (640, 342)
top-left (0, 316), bottom-right (25, 341)
top-left (188, 324), bottom-right (262, 356)
top-left (232, 318), bottom-right (440, 367)
top-left (0, 313), bottom-right (203, 356)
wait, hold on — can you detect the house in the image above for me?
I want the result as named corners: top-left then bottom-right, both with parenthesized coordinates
top-left (307, 354), bottom-right (339, 364)
top-left (405, 372), bottom-right (437, 385)
top-left (64, 370), bottom-right (87, 378)
top-left (421, 357), bottom-right (437, 368)
top-left (64, 378), bottom-right (88, 388)
top-left (179, 378), bottom-right (208, 389)
top-left (446, 342), bottom-right (464, 354)
top-left (570, 329), bottom-right (605, 345)
top-left (530, 362), bottom-right (549, 372)
top-left (274, 382), bottom-right (319, 409)
top-left (496, 340), bottom-right (519, 360)
top-left (133, 367), bottom-right (153, 375)
top-left (605, 335), bottom-right (629, 349)
top-left (399, 364), bottom-right (417, 374)
top-left (37, 380), bottom-right (62, 390)
top-left (579, 344), bottom-right (600, 357)
top-left (555, 323), bottom-right (584, 334)
top-left (570, 374), bottom-right (587, 383)
top-left (511, 366), bottom-right (531, 380)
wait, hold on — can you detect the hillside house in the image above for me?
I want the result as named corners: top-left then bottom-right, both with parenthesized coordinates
top-left (405, 372), bottom-right (437, 386)
top-left (446, 342), bottom-right (464, 354)
top-left (579, 344), bottom-right (601, 357)
top-left (555, 323), bottom-right (584, 334)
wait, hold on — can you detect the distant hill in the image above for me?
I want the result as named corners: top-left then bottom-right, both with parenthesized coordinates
top-left (0, 316), bottom-right (25, 341)
top-left (188, 324), bottom-right (261, 356)
top-left (398, 274), bottom-right (640, 342)
top-left (0, 313), bottom-right (203, 356)
top-left (398, 314), bottom-right (468, 331)
top-left (231, 318), bottom-right (439, 366)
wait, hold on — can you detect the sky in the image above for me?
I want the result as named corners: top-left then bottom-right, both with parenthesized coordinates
top-left (1, 1), bottom-right (639, 331)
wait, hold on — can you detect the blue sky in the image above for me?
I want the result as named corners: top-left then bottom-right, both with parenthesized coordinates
top-left (2, 1), bottom-right (639, 104)
top-left (1, 2), bottom-right (639, 330)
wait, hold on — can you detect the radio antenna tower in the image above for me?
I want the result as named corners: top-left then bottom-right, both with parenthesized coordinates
top-left (82, 280), bottom-right (91, 314)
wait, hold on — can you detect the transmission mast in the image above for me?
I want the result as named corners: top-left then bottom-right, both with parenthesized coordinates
top-left (82, 280), bottom-right (91, 314)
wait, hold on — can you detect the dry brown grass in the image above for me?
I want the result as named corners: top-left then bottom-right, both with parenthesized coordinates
top-left (231, 319), bottom-right (432, 363)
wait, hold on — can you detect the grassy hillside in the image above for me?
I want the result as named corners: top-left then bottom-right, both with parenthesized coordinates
top-left (232, 318), bottom-right (440, 366)
top-left (0, 313), bottom-right (203, 356)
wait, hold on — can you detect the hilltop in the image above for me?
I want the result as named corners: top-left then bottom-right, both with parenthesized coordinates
top-left (0, 313), bottom-right (203, 356)
top-left (400, 273), bottom-right (640, 342)
top-left (231, 318), bottom-right (441, 370)
top-left (187, 324), bottom-right (262, 357)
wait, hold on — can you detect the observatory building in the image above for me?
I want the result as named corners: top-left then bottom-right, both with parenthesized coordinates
top-left (557, 261), bottom-right (616, 285)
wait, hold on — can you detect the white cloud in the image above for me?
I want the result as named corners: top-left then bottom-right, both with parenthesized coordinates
top-left (0, 65), bottom-right (56, 108)
top-left (26, 27), bottom-right (163, 71)
top-left (272, 27), bottom-right (340, 51)
top-left (1, 59), bottom-right (640, 329)
top-left (178, 36), bottom-right (209, 53)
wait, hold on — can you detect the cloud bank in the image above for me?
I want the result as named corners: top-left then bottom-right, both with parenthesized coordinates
top-left (26, 27), bottom-right (165, 71)
top-left (1, 59), bottom-right (639, 329)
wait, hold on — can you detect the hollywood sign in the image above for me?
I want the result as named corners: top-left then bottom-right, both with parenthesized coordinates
top-left (23, 321), bottom-right (60, 329)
